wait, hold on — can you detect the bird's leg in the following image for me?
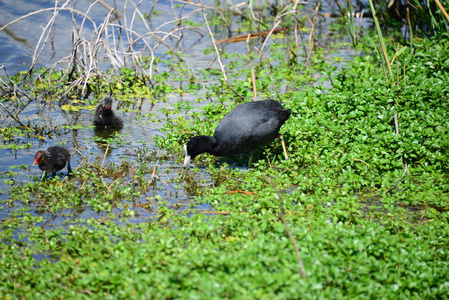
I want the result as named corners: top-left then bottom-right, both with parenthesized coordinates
top-left (41, 171), bottom-right (47, 181)
top-left (67, 162), bottom-right (73, 176)
top-left (279, 133), bottom-right (288, 160)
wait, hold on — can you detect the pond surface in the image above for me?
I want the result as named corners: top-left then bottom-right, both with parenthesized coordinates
top-left (0, 0), bottom-right (370, 227)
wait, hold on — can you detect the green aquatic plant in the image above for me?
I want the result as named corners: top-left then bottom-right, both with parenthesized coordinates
top-left (1, 1), bottom-right (449, 298)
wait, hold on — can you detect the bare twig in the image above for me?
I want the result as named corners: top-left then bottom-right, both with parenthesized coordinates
top-left (37, 196), bottom-right (56, 216)
top-left (385, 163), bottom-right (409, 194)
top-left (0, 65), bottom-right (33, 102)
top-left (256, 20), bottom-right (283, 62)
top-left (266, 177), bottom-right (306, 279)
top-left (354, 158), bottom-right (371, 168)
top-left (394, 113), bottom-right (399, 135)
top-left (251, 68), bottom-right (257, 101)
top-left (144, 165), bottom-right (158, 192)
top-left (101, 142), bottom-right (110, 167)
top-left (305, 1), bottom-right (321, 65)
top-left (98, 0), bottom-right (121, 19)
top-left (216, 28), bottom-right (286, 44)
top-left (254, 51), bottom-right (283, 101)
top-left (198, 0), bottom-right (244, 100)
top-left (2, 0), bottom-right (214, 98)
top-left (0, 7), bottom-right (94, 34)
top-left (384, 111), bottom-right (409, 194)
top-left (177, 0), bottom-right (232, 36)
top-left (0, 102), bottom-right (31, 130)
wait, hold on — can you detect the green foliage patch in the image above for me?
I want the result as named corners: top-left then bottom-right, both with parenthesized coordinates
top-left (1, 15), bottom-right (449, 300)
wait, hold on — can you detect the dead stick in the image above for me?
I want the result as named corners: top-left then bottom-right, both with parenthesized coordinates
top-left (199, 1), bottom-right (245, 101)
top-left (266, 177), bottom-right (306, 279)
top-left (251, 68), bottom-right (257, 101)
top-left (0, 102), bottom-right (31, 130)
top-left (101, 142), bottom-right (110, 167)
top-left (196, 211), bottom-right (231, 214)
top-left (37, 196), bottom-right (56, 216)
top-left (385, 163), bottom-right (409, 194)
top-left (385, 111), bottom-right (409, 193)
top-left (394, 113), bottom-right (399, 135)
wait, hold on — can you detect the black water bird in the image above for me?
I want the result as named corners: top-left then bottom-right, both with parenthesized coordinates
top-left (184, 99), bottom-right (291, 167)
top-left (33, 146), bottom-right (72, 176)
top-left (93, 97), bottom-right (123, 129)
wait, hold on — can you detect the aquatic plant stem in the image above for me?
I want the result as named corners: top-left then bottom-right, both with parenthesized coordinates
top-left (434, 0), bottom-right (449, 22)
top-left (368, 0), bottom-right (393, 79)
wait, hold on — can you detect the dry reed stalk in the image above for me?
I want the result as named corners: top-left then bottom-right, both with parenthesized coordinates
top-left (197, 0), bottom-right (245, 100)
top-left (434, 0), bottom-right (449, 22)
top-left (305, 1), bottom-right (321, 65)
top-left (251, 68), bottom-right (257, 101)
top-left (216, 28), bottom-right (286, 44)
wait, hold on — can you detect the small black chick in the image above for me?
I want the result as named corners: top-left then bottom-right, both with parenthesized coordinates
top-left (93, 97), bottom-right (123, 129)
top-left (33, 146), bottom-right (72, 176)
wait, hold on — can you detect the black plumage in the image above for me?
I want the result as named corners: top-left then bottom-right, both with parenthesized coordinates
top-left (33, 146), bottom-right (72, 176)
top-left (93, 97), bottom-right (123, 129)
top-left (184, 99), bottom-right (291, 167)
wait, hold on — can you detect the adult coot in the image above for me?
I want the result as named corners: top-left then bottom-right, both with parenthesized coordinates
top-left (33, 146), bottom-right (72, 176)
top-left (184, 99), bottom-right (291, 167)
top-left (93, 97), bottom-right (123, 129)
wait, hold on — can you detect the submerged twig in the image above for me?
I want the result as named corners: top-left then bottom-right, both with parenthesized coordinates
top-left (101, 142), bottom-right (110, 167)
top-left (143, 163), bottom-right (174, 196)
top-left (151, 173), bottom-right (174, 196)
top-left (225, 190), bottom-right (256, 195)
top-left (0, 102), bottom-right (31, 130)
top-left (37, 196), bottom-right (56, 216)
top-left (196, 211), bottom-right (231, 214)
